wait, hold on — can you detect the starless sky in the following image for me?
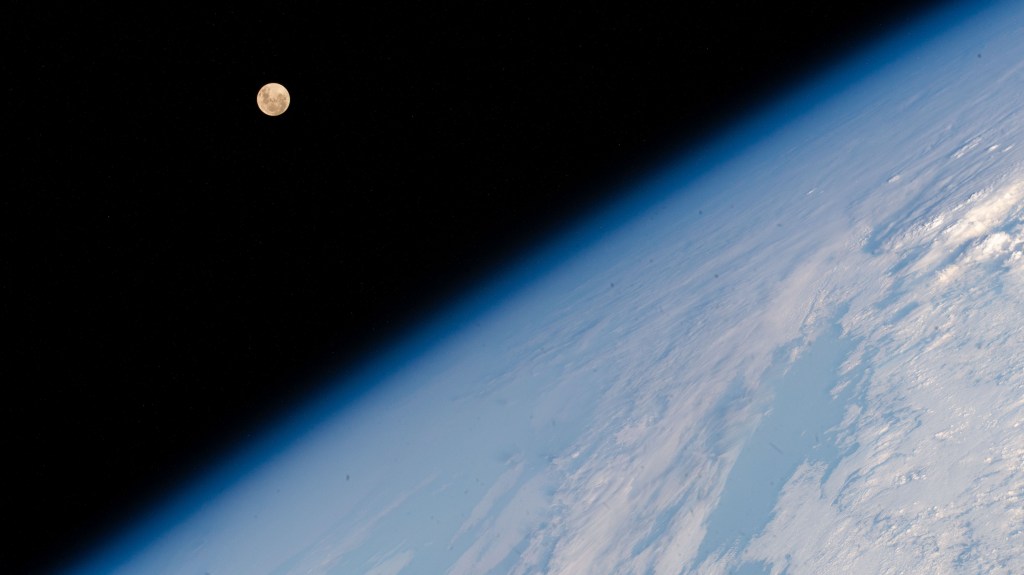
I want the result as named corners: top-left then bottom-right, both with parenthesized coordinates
top-left (4, 2), bottom-right (948, 572)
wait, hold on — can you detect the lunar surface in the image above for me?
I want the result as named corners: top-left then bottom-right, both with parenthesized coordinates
top-left (256, 83), bottom-right (290, 116)
top-left (72, 3), bottom-right (1024, 574)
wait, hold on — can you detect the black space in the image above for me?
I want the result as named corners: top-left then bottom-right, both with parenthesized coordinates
top-left (5, 2), bottom-right (949, 572)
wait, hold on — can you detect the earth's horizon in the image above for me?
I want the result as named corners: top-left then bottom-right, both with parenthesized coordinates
top-left (70, 2), bottom-right (1024, 573)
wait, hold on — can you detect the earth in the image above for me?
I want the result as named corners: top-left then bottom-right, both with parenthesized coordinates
top-left (73, 3), bottom-right (1024, 574)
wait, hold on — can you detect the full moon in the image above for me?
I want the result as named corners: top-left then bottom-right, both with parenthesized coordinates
top-left (257, 83), bottom-right (290, 116)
